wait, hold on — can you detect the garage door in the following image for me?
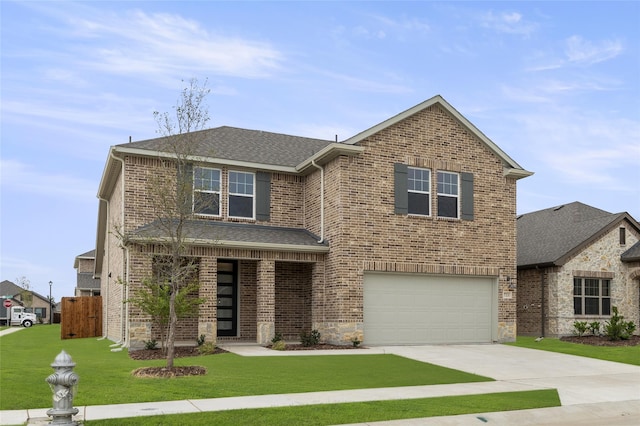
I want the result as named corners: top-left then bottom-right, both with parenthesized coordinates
top-left (363, 273), bottom-right (496, 345)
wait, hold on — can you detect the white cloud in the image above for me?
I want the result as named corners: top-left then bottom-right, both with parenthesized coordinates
top-left (24, 5), bottom-right (285, 81)
top-left (479, 10), bottom-right (537, 36)
top-left (565, 35), bottom-right (623, 65)
top-left (0, 159), bottom-right (97, 200)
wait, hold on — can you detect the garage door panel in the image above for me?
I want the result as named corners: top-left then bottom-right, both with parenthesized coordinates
top-left (364, 273), bottom-right (495, 345)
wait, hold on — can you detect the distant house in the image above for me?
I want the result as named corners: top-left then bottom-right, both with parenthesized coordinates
top-left (95, 95), bottom-right (532, 349)
top-left (517, 202), bottom-right (640, 337)
top-left (0, 280), bottom-right (53, 324)
top-left (74, 250), bottom-right (101, 297)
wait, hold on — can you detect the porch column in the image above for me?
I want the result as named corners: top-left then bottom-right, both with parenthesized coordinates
top-left (256, 260), bottom-right (275, 344)
top-left (198, 257), bottom-right (217, 343)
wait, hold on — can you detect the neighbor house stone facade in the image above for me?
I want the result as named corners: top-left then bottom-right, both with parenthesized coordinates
top-left (517, 202), bottom-right (640, 337)
top-left (95, 96), bottom-right (532, 349)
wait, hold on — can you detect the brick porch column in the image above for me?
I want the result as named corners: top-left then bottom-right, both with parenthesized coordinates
top-left (198, 257), bottom-right (217, 343)
top-left (256, 259), bottom-right (275, 344)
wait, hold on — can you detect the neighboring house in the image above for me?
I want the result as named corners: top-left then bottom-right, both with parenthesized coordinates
top-left (95, 95), bottom-right (532, 349)
top-left (0, 279), bottom-right (54, 324)
top-left (74, 250), bottom-right (101, 297)
top-left (517, 202), bottom-right (640, 337)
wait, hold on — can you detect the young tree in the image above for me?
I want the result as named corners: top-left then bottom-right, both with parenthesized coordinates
top-left (16, 276), bottom-right (33, 308)
top-left (133, 77), bottom-right (212, 369)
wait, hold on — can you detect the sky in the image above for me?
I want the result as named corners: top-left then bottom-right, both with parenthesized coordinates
top-left (1, 1), bottom-right (639, 301)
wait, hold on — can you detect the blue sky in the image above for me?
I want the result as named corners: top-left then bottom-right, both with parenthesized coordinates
top-left (1, 1), bottom-right (639, 300)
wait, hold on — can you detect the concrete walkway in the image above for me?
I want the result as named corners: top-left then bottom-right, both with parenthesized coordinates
top-left (1, 342), bottom-right (639, 425)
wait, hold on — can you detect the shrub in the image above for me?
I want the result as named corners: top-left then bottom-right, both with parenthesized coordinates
top-left (197, 342), bottom-right (217, 355)
top-left (572, 321), bottom-right (589, 337)
top-left (197, 334), bottom-right (206, 346)
top-left (300, 329), bottom-right (321, 347)
top-left (589, 321), bottom-right (601, 336)
top-left (271, 332), bottom-right (283, 344)
top-left (144, 339), bottom-right (158, 350)
top-left (351, 336), bottom-right (361, 347)
top-left (271, 340), bottom-right (286, 351)
top-left (604, 306), bottom-right (637, 341)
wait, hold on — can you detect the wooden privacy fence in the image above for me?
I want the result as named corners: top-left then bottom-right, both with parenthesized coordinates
top-left (61, 296), bottom-right (102, 339)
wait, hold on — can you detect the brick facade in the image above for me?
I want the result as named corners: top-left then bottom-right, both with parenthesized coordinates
top-left (97, 98), bottom-right (528, 348)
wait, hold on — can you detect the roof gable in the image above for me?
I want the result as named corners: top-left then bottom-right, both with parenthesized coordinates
top-left (343, 95), bottom-right (532, 179)
top-left (517, 201), bottom-right (640, 268)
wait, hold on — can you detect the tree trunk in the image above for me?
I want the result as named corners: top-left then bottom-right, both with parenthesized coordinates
top-left (165, 289), bottom-right (178, 369)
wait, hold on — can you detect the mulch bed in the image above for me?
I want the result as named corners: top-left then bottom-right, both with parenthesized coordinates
top-left (267, 343), bottom-right (365, 350)
top-left (559, 334), bottom-right (640, 347)
top-left (129, 346), bottom-right (228, 378)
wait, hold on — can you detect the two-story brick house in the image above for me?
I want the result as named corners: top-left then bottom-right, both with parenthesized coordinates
top-left (95, 95), bottom-right (532, 348)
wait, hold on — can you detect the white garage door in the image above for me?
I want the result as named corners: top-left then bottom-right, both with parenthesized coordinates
top-left (363, 273), bottom-right (496, 345)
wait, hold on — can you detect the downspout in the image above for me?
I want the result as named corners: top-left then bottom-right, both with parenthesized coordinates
top-left (97, 196), bottom-right (110, 339)
top-left (311, 160), bottom-right (325, 243)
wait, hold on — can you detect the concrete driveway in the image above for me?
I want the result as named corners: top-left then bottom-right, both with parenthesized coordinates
top-left (381, 344), bottom-right (640, 406)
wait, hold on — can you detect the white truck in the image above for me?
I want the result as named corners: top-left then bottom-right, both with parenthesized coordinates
top-left (1, 306), bottom-right (37, 327)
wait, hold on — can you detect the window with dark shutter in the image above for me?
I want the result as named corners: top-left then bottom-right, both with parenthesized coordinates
top-left (461, 172), bottom-right (474, 221)
top-left (256, 172), bottom-right (271, 221)
top-left (394, 163), bottom-right (408, 214)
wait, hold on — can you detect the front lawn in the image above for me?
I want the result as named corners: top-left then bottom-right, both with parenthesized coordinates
top-left (507, 336), bottom-right (640, 366)
top-left (1, 325), bottom-right (491, 410)
top-left (86, 389), bottom-right (561, 425)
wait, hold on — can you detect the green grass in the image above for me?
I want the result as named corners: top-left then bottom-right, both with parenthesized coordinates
top-left (507, 336), bottom-right (640, 366)
top-left (87, 390), bottom-right (561, 426)
top-left (1, 325), bottom-right (491, 410)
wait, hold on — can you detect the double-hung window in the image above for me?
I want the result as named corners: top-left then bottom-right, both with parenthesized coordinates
top-left (193, 167), bottom-right (221, 216)
top-left (437, 171), bottom-right (459, 218)
top-left (407, 167), bottom-right (430, 216)
top-left (228, 171), bottom-right (255, 219)
top-left (573, 277), bottom-right (611, 316)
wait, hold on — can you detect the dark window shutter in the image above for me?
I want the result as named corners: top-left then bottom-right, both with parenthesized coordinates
top-left (179, 163), bottom-right (193, 213)
top-left (461, 172), bottom-right (474, 221)
top-left (394, 163), bottom-right (408, 214)
top-left (256, 171), bottom-right (271, 221)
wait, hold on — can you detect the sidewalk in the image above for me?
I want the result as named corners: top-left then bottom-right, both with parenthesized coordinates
top-left (1, 343), bottom-right (639, 425)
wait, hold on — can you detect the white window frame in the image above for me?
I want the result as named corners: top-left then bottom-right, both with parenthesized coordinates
top-left (193, 166), bottom-right (221, 217)
top-left (228, 170), bottom-right (255, 219)
top-left (437, 171), bottom-right (459, 219)
top-left (408, 166), bottom-right (431, 216)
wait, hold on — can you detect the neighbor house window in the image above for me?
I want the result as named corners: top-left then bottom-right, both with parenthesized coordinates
top-left (407, 167), bottom-right (430, 216)
top-left (193, 167), bottom-right (221, 216)
top-left (228, 171), bottom-right (255, 218)
top-left (437, 171), bottom-right (459, 218)
top-left (33, 307), bottom-right (47, 321)
top-left (573, 278), bottom-right (611, 316)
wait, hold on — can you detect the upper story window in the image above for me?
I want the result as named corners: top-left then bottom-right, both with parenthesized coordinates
top-left (407, 167), bottom-right (430, 216)
top-left (437, 171), bottom-right (459, 218)
top-left (228, 171), bottom-right (255, 219)
top-left (619, 227), bottom-right (626, 245)
top-left (193, 167), bottom-right (221, 216)
top-left (573, 277), bottom-right (611, 316)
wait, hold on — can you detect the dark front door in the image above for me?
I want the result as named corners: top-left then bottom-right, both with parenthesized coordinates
top-left (217, 260), bottom-right (238, 336)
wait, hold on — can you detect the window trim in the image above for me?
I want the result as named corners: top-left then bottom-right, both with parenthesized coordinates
top-left (193, 166), bottom-right (221, 217)
top-left (573, 277), bottom-right (611, 316)
top-left (407, 166), bottom-right (431, 216)
top-left (228, 170), bottom-right (256, 219)
top-left (437, 170), bottom-right (460, 219)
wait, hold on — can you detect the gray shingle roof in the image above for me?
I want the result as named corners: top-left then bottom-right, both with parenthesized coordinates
top-left (129, 220), bottom-right (328, 251)
top-left (517, 202), bottom-right (625, 268)
top-left (120, 126), bottom-right (334, 168)
top-left (622, 241), bottom-right (640, 262)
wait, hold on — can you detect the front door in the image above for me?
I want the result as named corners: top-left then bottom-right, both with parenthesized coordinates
top-left (217, 260), bottom-right (238, 336)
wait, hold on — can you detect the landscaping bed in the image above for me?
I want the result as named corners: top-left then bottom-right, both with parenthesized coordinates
top-left (559, 334), bottom-right (640, 347)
